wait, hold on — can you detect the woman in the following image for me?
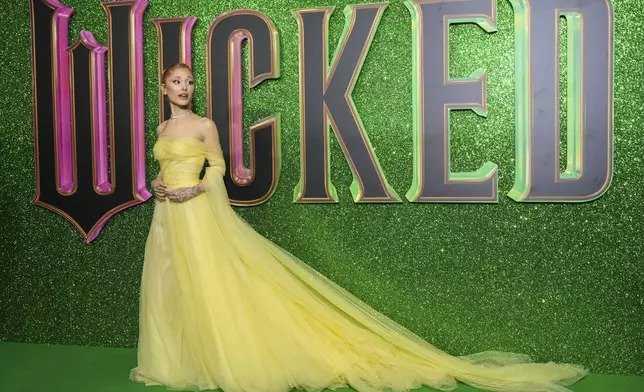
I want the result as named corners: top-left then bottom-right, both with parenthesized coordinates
top-left (130, 63), bottom-right (588, 392)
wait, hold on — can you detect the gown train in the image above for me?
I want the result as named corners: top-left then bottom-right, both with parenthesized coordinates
top-left (130, 136), bottom-right (587, 392)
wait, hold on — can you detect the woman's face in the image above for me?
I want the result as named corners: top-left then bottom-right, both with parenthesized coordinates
top-left (162, 67), bottom-right (194, 108)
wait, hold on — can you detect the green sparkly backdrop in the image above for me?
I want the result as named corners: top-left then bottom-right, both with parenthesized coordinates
top-left (1, 0), bottom-right (642, 377)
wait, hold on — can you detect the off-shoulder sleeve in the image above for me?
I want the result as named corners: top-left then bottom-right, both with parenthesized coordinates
top-left (203, 120), bottom-right (226, 176)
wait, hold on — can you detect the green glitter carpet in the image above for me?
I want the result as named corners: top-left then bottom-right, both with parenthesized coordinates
top-left (1, 342), bottom-right (642, 392)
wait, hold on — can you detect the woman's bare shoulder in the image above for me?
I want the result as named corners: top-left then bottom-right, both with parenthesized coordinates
top-left (196, 116), bottom-right (218, 137)
top-left (156, 120), bottom-right (170, 137)
top-left (197, 116), bottom-right (216, 128)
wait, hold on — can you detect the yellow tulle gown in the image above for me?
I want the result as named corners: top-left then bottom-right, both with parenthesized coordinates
top-left (130, 135), bottom-right (588, 392)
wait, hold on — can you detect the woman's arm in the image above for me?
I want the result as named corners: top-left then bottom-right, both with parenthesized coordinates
top-left (201, 118), bottom-right (226, 177)
top-left (152, 123), bottom-right (167, 198)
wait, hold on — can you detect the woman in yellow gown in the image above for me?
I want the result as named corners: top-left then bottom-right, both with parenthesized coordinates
top-left (130, 63), bottom-right (588, 392)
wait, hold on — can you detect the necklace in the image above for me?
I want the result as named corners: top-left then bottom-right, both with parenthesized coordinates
top-left (171, 110), bottom-right (191, 120)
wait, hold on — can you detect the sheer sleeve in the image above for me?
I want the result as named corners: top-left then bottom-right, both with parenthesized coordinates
top-left (200, 119), bottom-right (231, 206)
top-left (202, 119), bottom-right (226, 176)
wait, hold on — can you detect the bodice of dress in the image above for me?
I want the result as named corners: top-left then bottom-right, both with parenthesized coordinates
top-left (154, 136), bottom-right (207, 189)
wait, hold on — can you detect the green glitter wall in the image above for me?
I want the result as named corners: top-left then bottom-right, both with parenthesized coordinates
top-left (1, 0), bottom-right (642, 377)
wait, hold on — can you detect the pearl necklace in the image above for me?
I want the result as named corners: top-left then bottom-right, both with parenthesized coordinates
top-left (171, 110), bottom-right (191, 120)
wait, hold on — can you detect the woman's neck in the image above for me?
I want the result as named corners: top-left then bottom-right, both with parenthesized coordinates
top-left (170, 105), bottom-right (192, 119)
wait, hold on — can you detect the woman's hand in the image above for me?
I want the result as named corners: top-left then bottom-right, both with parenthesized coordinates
top-left (152, 178), bottom-right (167, 200)
top-left (165, 183), bottom-right (204, 203)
